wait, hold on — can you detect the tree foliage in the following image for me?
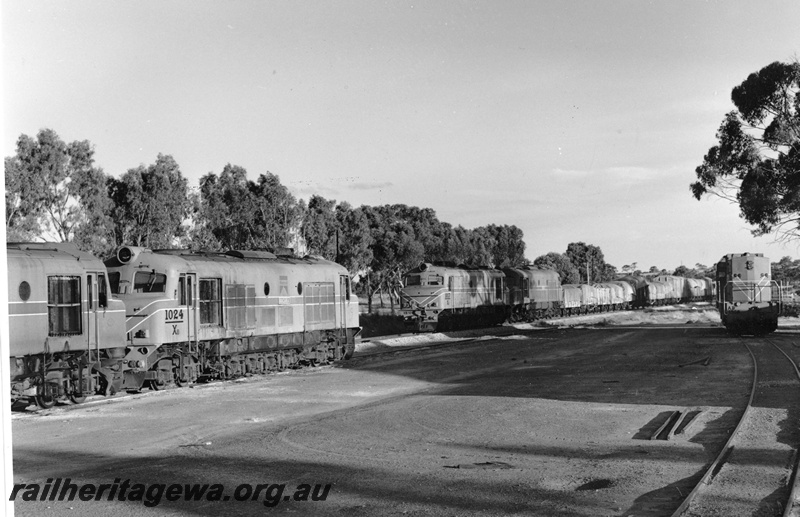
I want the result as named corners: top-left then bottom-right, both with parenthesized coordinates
top-left (302, 195), bottom-right (339, 259)
top-left (334, 203), bottom-right (374, 275)
top-left (193, 166), bottom-right (301, 251)
top-left (251, 172), bottom-right (302, 249)
top-left (533, 252), bottom-right (580, 284)
top-left (691, 60), bottom-right (800, 238)
top-left (771, 256), bottom-right (800, 285)
top-left (565, 242), bottom-right (612, 282)
top-left (4, 129), bottom-right (115, 255)
top-left (109, 154), bottom-right (192, 249)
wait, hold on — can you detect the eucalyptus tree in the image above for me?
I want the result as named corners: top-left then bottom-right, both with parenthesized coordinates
top-left (5, 128), bottom-right (115, 256)
top-left (533, 252), bottom-right (580, 284)
top-left (192, 164), bottom-right (253, 250)
top-left (193, 166), bottom-right (300, 251)
top-left (251, 171), bottom-right (301, 250)
top-left (565, 242), bottom-right (609, 282)
top-left (302, 195), bottom-right (338, 259)
top-left (483, 224), bottom-right (526, 267)
top-left (109, 154), bottom-right (192, 249)
top-left (334, 202), bottom-right (373, 275)
top-left (691, 60), bottom-right (800, 239)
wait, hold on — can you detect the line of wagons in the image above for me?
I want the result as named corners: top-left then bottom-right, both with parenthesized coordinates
top-left (399, 262), bottom-right (715, 332)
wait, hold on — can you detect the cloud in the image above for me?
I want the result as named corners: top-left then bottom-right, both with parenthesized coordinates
top-left (348, 181), bottom-right (394, 191)
top-left (288, 178), bottom-right (394, 200)
top-left (551, 165), bottom-right (674, 187)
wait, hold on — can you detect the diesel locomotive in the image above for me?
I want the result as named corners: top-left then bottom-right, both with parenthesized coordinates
top-left (8, 243), bottom-right (128, 408)
top-left (400, 262), bottom-right (715, 332)
top-left (104, 246), bottom-right (360, 390)
top-left (715, 252), bottom-right (780, 335)
top-left (7, 242), bottom-right (360, 408)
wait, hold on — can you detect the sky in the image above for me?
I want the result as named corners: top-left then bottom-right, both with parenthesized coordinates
top-left (3, 0), bottom-right (800, 271)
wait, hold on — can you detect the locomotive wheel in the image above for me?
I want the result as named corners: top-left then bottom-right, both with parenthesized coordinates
top-left (68, 393), bottom-right (87, 404)
top-left (34, 395), bottom-right (56, 409)
top-left (147, 379), bottom-right (166, 391)
top-left (34, 383), bottom-right (58, 409)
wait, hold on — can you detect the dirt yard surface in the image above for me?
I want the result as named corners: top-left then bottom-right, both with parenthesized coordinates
top-left (10, 308), bottom-right (800, 516)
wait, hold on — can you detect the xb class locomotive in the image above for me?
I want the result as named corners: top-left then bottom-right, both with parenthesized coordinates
top-left (7, 242), bottom-right (360, 408)
top-left (104, 246), bottom-right (361, 390)
top-left (715, 252), bottom-right (780, 335)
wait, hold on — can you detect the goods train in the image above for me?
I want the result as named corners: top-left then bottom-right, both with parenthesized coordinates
top-left (8, 243), bottom-right (360, 408)
top-left (715, 252), bottom-right (781, 335)
top-left (400, 262), bottom-right (715, 332)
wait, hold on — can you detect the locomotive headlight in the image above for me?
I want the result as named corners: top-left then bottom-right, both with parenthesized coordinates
top-left (117, 246), bottom-right (145, 264)
top-left (117, 247), bottom-right (133, 263)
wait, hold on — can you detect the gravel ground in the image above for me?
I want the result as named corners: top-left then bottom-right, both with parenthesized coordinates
top-left (11, 306), bottom-right (800, 516)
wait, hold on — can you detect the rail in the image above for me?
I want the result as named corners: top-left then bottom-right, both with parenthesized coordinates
top-left (671, 338), bottom-right (800, 516)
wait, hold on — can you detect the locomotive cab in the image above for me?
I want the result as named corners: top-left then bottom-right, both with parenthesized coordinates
top-left (716, 252), bottom-right (780, 335)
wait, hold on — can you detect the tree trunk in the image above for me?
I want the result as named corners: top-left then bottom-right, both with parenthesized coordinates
top-left (366, 272), bottom-right (374, 314)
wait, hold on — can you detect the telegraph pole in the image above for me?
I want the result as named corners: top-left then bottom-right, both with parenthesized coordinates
top-left (586, 258), bottom-right (591, 284)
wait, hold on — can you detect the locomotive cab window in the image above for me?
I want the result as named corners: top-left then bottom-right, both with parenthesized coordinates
top-left (133, 270), bottom-right (167, 293)
top-left (98, 273), bottom-right (108, 308)
top-left (178, 276), bottom-right (194, 306)
top-left (405, 275), bottom-right (421, 287)
top-left (426, 274), bottom-right (443, 286)
top-left (48, 276), bottom-right (81, 336)
top-left (108, 272), bottom-right (121, 294)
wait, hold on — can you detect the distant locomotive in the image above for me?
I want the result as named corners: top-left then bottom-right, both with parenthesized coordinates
top-left (398, 263), bottom-right (506, 332)
top-left (7, 243), bottom-right (360, 408)
top-left (400, 262), bottom-right (715, 332)
top-left (715, 252), bottom-right (780, 335)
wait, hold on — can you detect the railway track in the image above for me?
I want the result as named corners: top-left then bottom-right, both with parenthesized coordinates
top-left (672, 336), bottom-right (800, 516)
top-left (13, 330), bottom-right (541, 415)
